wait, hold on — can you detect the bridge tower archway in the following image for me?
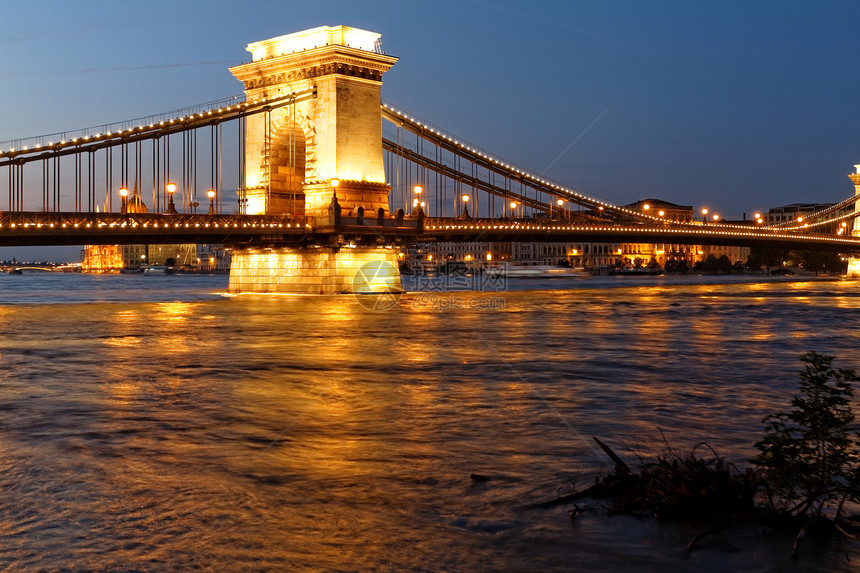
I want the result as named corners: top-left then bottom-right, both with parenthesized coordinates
top-left (265, 111), bottom-right (310, 217)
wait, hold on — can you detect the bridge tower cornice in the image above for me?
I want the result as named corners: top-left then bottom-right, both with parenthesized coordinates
top-left (229, 47), bottom-right (397, 91)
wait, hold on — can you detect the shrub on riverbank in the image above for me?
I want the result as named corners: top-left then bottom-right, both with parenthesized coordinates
top-left (550, 351), bottom-right (860, 557)
top-left (753, 351), bottom-right (860, 520)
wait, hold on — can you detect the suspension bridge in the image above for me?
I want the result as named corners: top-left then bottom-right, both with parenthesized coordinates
top-left (1, 25), bottom-right (859, 293)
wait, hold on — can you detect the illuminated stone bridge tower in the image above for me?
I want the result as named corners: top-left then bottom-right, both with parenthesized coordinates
top-left (847, 164), bottom-right (860, 278)
top-left (227, 25), bottom-right (402, 294)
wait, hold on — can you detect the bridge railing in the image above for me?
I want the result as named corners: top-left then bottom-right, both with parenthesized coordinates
top-left (0, 94), bottom-right (246, 154)
top-left (0, 211), bottom-right (310, 230)
top-left (333, 215), bottom-right (420, 230)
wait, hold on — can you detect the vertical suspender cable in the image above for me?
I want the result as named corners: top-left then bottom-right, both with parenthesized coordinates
top-left (217, 123), bottom-right (222, 213)
top-left (180, 131), bottom-right (188, 213)
top-left (154, 138), bottom-right (160, 212)
top-left (239, 114), bottom-right (245, 213)
top-left (54, 155), bottom-right (59, 212)
top-left (192, 128), bottom-right (197, 212)
top-left (165, 132), bottom-right (171, 211)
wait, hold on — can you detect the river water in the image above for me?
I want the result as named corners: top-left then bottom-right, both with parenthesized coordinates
top-left (1, 272), bottom-right (859, 572)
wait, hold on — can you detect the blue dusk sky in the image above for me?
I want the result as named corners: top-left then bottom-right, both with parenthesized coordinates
top-left (1, 0), bottom-right (859, 260)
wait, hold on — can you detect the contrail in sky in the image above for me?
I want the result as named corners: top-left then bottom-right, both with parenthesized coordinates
top-left (1, 60), bottom-right (235, 77)
top-left (541, 107), bottom-right (609, 176)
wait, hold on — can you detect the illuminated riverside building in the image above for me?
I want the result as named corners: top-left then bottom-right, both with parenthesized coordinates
top-left (409, 240), bottom-right (622, 269)
top-left (767, 202), bottom-right (849, 224)
top-left (406, 198), bottom-right (751, 271)
top-left (196, 244), bottom-right (231, 272)
top-left (700, 244), bottom-right (750, 265)
top-left (620, 199), bottom-right (700, 267)
top-left (81, 245), bottom-right (125, 273)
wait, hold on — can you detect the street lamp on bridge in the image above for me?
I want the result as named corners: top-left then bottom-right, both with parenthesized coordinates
top-left (414, 185), bottom-right (425, 216)
top-left (119, 187), bottom-right (128, 213)
top-left (208, 189), bottom-right (216, 215)
top-left (557, 198), bottom-right (565, 220)
top-left (166, 182), bottom-right (177, 214)
top-left (701, 207), bottom-right (708, 223)
top-left (461, 194), bottom-right (470, 218)
top-left (510, 201), bottom-right (518, 218)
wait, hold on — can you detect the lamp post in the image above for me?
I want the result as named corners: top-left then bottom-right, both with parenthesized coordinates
top-left (461, 194), bottom-right (470, 218)
top-left (166, 182), bottom-right (177, 214)
top-left (207, 189), bottom-right (216, 215)
top-left (701, 207), bottom-right (708, 223)
top-left (557, 198), bottom-right (564, 221)
top-left (119, 187), bottom-right (128, 213)
top-left (413, 184), bottom-right (423, 216)
top-left (510, 201), bottom-right (518, 219)
top-left (328, 179), bottom-right (341, 223)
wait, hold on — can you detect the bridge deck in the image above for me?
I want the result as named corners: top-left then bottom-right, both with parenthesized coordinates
top-left (0, 213), bottom-right (857, 253)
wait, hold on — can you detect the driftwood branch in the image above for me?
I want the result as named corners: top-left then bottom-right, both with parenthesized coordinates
top-left (592, 436), bottom-right (632, 475)
top-left (687, 513), bottom-right (754, 552)
top-left (687, 517), bottom-right (731, 552)
top-left (792, 517), bottom-right (815, 559)
top-left (531, 483), bottom-right (603, 509)
top-left (834, 521), bottom-right (860, 541)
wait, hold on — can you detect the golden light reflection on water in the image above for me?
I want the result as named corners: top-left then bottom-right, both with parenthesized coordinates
top-left (103, 336), bottom-right (142, 348)
top-left (834, 296), bottom-right (860, 309)
top-left (633, 310), bottom-right (671, 344)
top-left (154, 301), bottom-right (194, 323)
top-left (104, 380), bottom-right (142, 403)
top-left (691, 308), bottom-right (725, 341)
